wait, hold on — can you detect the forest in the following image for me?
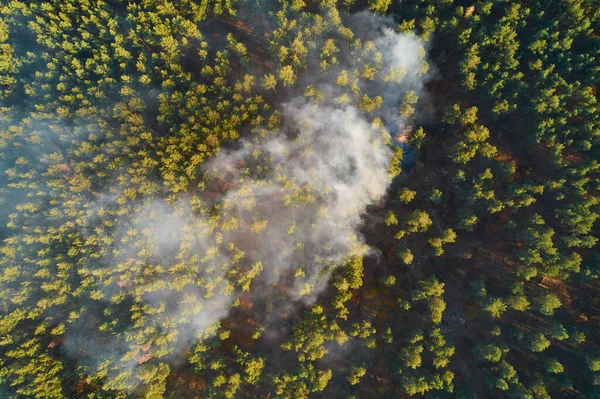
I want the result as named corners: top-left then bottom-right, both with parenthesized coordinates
top-left (0, 0), bottom-right (599, 397)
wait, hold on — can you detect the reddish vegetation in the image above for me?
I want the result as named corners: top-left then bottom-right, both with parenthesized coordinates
top-left (540, 276), bottom-right (572, 306)
top-left (464, 6), bottom-right (476, 18)
top-left (56, 163), bottom-right (71, 174)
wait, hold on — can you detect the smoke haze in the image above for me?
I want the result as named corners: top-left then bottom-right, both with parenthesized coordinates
top-left (0, 5), bottom-right (430, 390)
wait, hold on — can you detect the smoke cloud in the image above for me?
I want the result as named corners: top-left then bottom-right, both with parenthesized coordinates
top-left (33, 10), bottom-right (432, 389)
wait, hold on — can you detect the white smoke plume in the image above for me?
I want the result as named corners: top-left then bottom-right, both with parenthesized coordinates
top-left (214, 103), bottom-right (391, 296)
top-left (58, 14), bottom-right (431, 388)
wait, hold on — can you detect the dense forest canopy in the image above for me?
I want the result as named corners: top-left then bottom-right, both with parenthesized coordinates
top-left (0, 0), bottom-right (599, 398)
